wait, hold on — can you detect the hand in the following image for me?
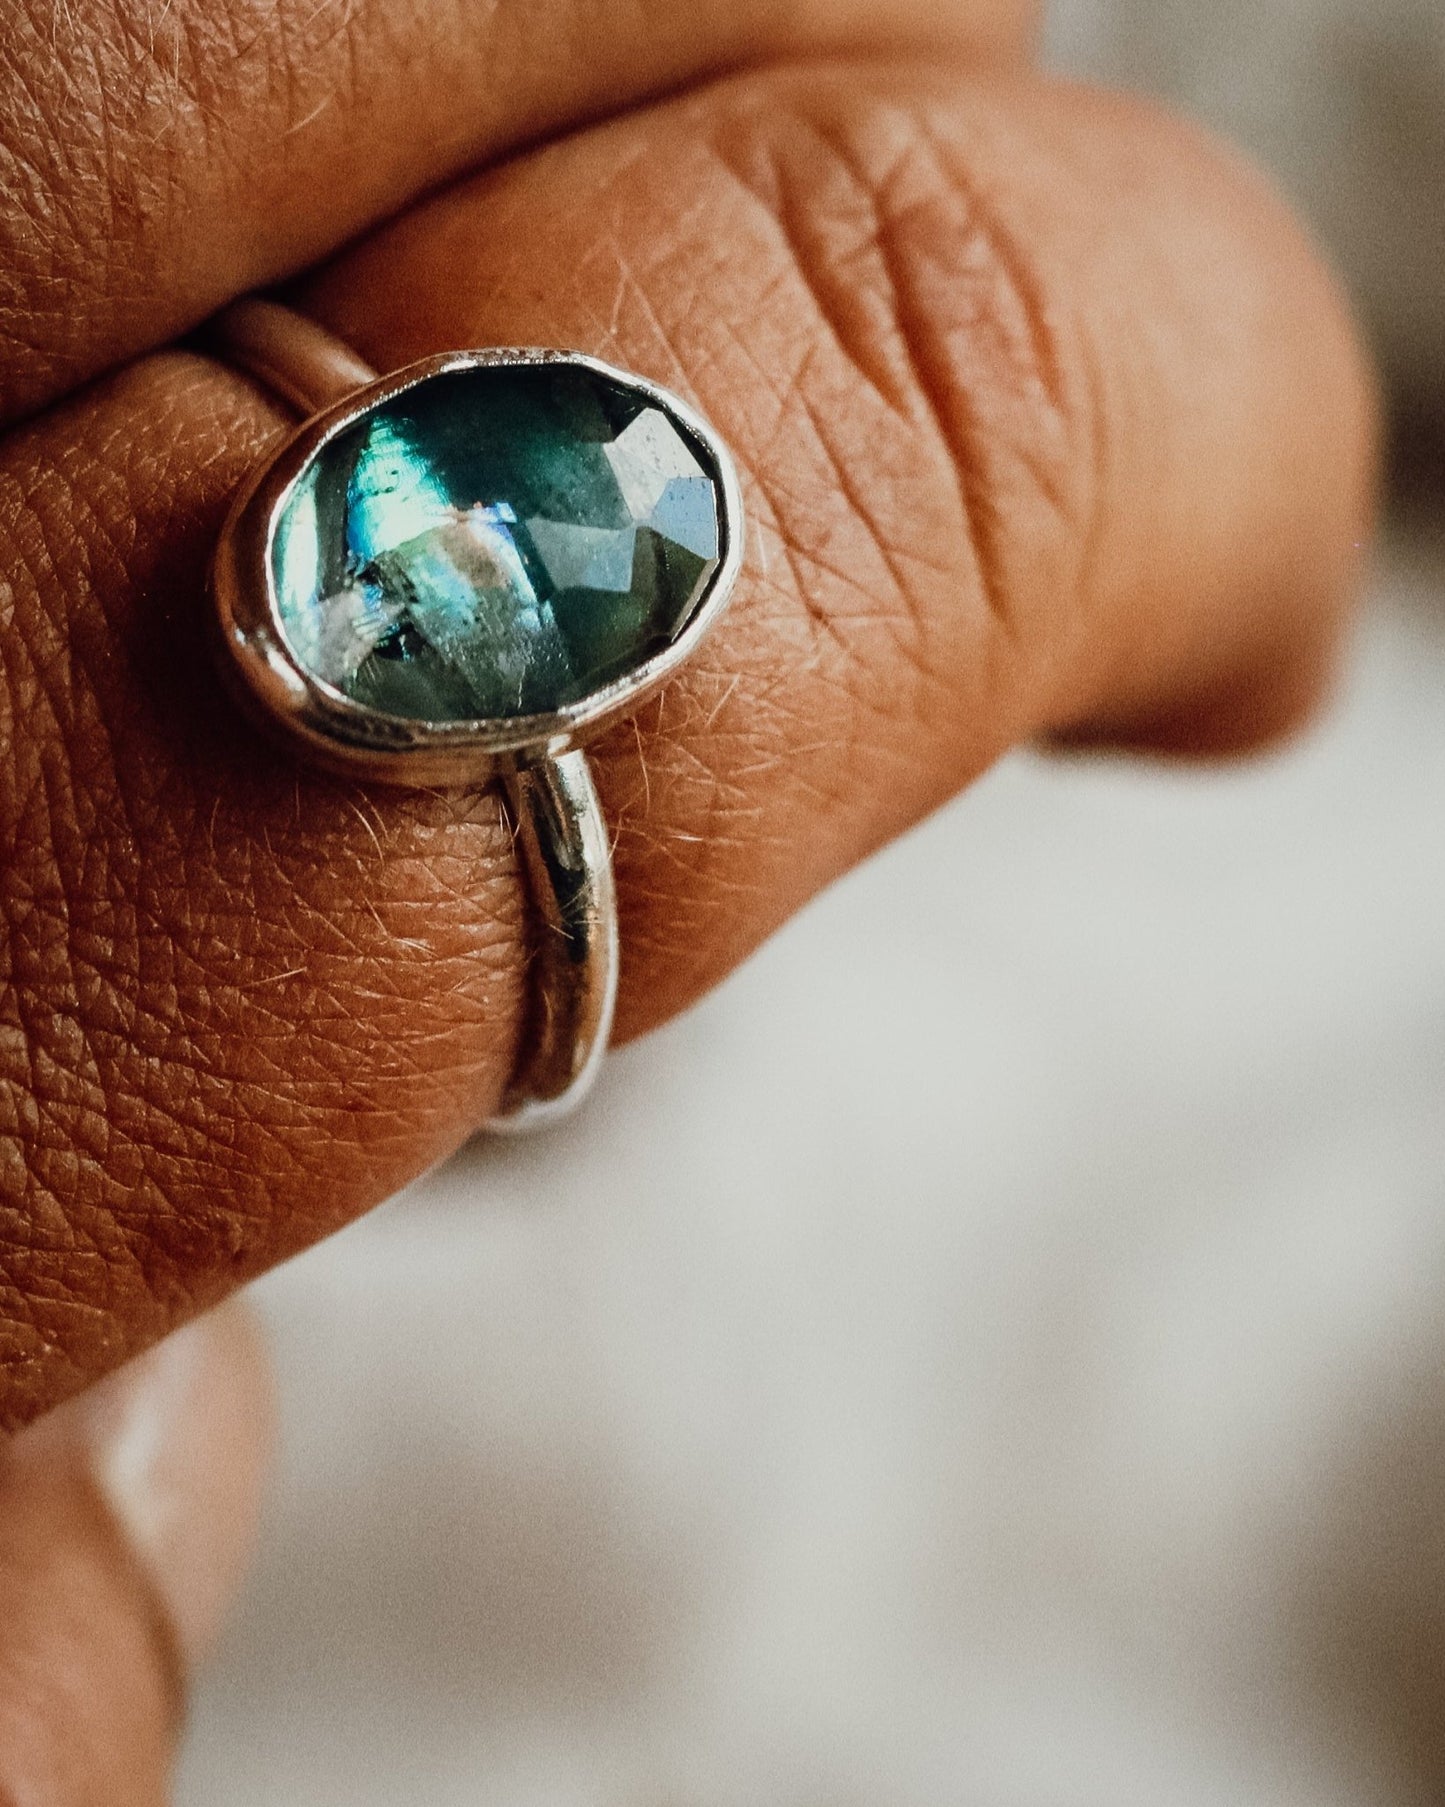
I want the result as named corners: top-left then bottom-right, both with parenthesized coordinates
top-left (0, 0), bottom-right (1375, 1785)
top-left (0, 1304), bottom-right (269, 1799)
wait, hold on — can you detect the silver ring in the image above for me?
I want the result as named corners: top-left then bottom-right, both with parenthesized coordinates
top-left (206, 298), bottom-right (745, 1129)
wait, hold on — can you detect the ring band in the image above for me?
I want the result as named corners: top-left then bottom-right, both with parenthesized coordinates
top-left (206, 299), bottom-right (744, 1129)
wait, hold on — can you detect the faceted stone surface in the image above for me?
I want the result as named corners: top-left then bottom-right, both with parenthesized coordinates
top-left (271, 362), bottom-right (723, 721)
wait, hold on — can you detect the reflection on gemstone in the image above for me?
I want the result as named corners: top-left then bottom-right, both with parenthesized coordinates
top-left (270, 361), bottom-right (725, 722)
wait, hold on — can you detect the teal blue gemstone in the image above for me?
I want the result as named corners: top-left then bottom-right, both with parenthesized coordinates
top-left (271, 361), bottom-right (723, 721)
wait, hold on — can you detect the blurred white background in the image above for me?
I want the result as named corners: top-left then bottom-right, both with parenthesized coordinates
top-left (181, 5), bottom-right (1445, 1802)
top-left (1051, 0), bottom-right (1445, 408)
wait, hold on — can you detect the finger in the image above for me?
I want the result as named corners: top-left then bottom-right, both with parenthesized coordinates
top-left (300, 61), bottom-right (1377, 1005)
top-left (0, 64), bottom-right (1375, 1424)
top-left (0, 0), bottom-right (1036, 427)
top-left (304, 66), bottom-right (1377, 761)
top-left (0, 1305), bottom-right (271, 1802)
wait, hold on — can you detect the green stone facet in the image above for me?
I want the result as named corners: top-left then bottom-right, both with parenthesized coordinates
top-left (271, 362), bottom-right (723, 721)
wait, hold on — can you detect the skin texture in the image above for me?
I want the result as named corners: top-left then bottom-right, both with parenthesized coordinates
top-left (0, 0), bottom-right (1378, 1793)
top-left (0, 0), bottom-right (1035, 424)
top-left (0, 63), bottom-right (1374, 1428)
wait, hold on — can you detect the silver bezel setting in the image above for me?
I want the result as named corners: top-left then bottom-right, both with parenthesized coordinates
top-left (211, 347), bottom-right (745, 786)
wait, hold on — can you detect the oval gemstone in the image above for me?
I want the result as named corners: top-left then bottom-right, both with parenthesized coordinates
top-left (270, 361), bottom-right (724, 722)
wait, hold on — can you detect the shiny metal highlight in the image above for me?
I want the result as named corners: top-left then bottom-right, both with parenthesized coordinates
top-left (496, 752), bottom-right (619, 1129)
top-left (205, 300), bottom-right (741, 1127)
